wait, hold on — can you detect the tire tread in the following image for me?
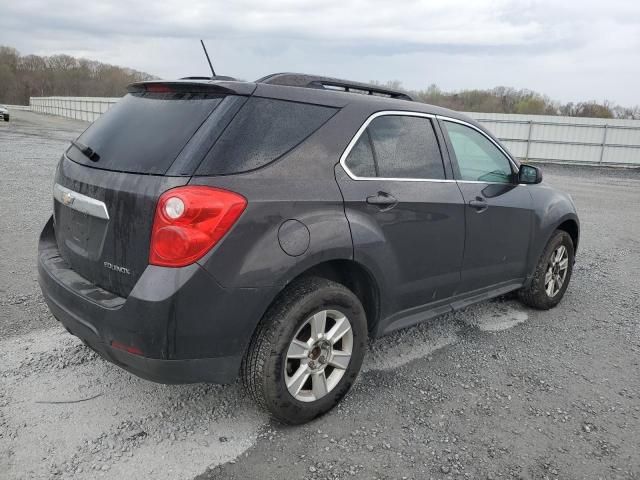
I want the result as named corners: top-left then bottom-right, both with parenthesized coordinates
top-left (240, 277), bottom-right (358, 421)
top-left (519, 230), bottom-right (574, 310)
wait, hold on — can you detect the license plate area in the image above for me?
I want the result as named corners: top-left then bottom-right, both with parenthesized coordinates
top-left (55, 203), bottom-right (108, 261)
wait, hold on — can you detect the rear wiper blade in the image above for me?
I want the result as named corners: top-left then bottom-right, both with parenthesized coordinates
top-left (70, 140), bottom-right (100, 162)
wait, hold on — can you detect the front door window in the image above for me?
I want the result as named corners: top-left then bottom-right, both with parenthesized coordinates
top-left (443, 121), bottom-right (514, 184)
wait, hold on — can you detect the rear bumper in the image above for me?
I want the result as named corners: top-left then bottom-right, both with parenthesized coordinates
top-left (38, 216), bottom-right (278, 384)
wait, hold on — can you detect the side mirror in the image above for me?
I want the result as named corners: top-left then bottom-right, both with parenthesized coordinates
top-left (519, 164), bottom-right (542, 184)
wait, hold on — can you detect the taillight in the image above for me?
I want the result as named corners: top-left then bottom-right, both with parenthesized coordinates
top-left (145, 83), bottom-right (174, 93)
top-left (149, 186), bottom-right (247, 268)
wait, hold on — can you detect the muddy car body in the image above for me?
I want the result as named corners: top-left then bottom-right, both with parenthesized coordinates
top-left (38, 74), bottom-right (579, 423)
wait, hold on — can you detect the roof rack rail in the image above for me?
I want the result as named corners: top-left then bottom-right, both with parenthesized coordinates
top-left (256, 73), bottom-right (413, 101)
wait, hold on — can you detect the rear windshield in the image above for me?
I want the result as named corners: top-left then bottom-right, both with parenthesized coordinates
top-left (195, 97), bottom-right (337, 175)
top-left (67, 92), bottom-right (224, 174)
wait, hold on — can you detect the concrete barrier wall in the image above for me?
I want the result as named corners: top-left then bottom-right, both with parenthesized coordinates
top-left (26, 96), bottom-right (640, 166)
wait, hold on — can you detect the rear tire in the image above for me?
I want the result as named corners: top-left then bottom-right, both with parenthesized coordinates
top-left (519, 230), bottom-right (574, 310)
top-left (241, 277), bottom-right (367, 424)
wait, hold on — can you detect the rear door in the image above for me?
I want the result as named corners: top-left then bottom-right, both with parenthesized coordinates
top-left (439, 118), bottom-right (533, 292)
top-left (335, 112), bottom-right (465, 315)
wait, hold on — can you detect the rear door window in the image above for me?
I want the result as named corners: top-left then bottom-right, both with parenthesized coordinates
top-left (67, 92), bottom-right (225, 175)
top-left (344, 115), bottom-right (446, 179)
top-left (195, 97), bottom-right (337, 175)
top-left (344, 132), bottom-right (377, 177)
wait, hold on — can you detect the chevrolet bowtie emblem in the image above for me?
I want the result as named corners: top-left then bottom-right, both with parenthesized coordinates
top-left (61, 191), bottom-right (75, 206)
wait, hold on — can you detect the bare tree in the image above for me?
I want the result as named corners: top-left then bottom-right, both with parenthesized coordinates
top-left (0, 45), bottom-right (156, 105)
top-left (1, 44), bottom-right (637, 119)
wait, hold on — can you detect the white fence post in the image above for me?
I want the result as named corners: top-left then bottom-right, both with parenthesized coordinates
top-left (599, 124), bottom-right (608, 164)
top-left (525, 120), bottom-right (533, 162)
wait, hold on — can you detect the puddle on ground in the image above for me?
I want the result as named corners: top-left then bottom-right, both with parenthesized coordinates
top-left (471, 305), bottom-right (529, 332)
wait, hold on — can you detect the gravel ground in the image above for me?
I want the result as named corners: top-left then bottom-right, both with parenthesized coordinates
top-left (1, 111), bottom-right (639, 480)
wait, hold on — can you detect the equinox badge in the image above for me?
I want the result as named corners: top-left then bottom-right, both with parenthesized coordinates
top-left (104, 262), bottom-right (131, 275)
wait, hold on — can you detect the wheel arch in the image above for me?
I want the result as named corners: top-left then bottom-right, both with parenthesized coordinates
top-left (259, 258), bottom-right (381, 340)
top-left (556, 218), bottom-right (579, 252)
top-left (292, 259), bottom-right (381, 337)
top-left (525, 212), bottom-right (580, 287)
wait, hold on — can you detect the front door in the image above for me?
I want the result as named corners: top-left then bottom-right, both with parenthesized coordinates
top-left (440, 119), bottom-right (533, 292)
top-left (335, 113), bottom-right (466, 314)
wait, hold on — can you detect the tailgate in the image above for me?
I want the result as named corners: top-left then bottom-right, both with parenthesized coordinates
top-left (52, 86), bottom-right (247, 297)
top-left (53, 157), bottom-right (188, 297)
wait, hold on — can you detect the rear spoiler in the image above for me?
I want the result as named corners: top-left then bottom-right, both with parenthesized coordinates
top-left (127, 80), bottom-right (256, 96)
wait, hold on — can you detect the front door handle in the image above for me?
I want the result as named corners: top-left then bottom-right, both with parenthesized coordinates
top-left (366, 192), bottom-right (398, 210)
top-left (468, 198), bottom-right (488, 212)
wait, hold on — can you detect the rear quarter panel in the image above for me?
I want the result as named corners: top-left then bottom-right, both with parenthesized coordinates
top-left (190, 106), bottom-right (362, 288)
top-left (192, 175), bottom-right (353, 288)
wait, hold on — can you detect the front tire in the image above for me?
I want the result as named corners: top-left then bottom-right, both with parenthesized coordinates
top-left (241, 277), bottom-right (367, 424)
top-left (519, 230), bottom-right (574, 309)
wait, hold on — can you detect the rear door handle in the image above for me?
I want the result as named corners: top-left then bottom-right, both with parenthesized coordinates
top-left (366, 192), bottom-right (398, 210)
top-left (468, 198), bottom-right (488, 212)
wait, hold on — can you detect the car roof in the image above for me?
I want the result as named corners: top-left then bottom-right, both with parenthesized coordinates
top-left (131, 73), bottom-right (483, 129)
top-left (249, 74), bottom-right (483, 128)
top-left (257, 80), bottom-right (464, 116)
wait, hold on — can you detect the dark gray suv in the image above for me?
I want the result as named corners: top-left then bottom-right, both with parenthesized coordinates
top-left (38, 73), bottom-right (579, 424)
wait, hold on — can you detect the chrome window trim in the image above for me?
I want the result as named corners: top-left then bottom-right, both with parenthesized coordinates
top-left (53, 183), bottom-right (110, 220)
top-left (339, 110), bottom-right (520, 183)
top-left (339, 111), bottom-right (452, 183)
top-left (456, 180), bottom-right (520, 185)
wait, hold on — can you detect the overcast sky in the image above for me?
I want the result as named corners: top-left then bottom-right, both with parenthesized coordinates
top-left (1, 0), bottom-right (638, 105)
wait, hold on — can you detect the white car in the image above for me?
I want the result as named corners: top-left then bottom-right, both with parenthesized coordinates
top-left (0, 105), bottom-right (9, 122)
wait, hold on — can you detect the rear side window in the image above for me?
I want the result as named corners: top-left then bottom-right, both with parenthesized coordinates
top-left (345, 133), bottom-right (377, 177)
top-left (344, 115), bottom-right (445, 179)
top-left (67, 93), bottom-right (224, 175)
top-left (196, 98), bottom-right (337, 175)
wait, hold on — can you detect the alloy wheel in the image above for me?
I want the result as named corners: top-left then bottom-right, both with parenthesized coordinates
top-left (284, 309), bottom-right (353, 402)
top-left (545, 245), bottom-right (569, 298)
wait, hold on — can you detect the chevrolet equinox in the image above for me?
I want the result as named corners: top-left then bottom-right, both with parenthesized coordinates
top-left (38, 73), bottom-right (579, 424)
